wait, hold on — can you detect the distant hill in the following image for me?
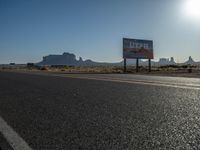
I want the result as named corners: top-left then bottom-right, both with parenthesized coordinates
top-left (37, 52), bottom-right (122, 66)
top-left (182, 56), bottom-right (200, 65)
top-left (37, 52), bottom-right (200, 66)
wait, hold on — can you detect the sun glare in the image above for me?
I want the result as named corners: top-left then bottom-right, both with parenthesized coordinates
top-left (184, 0), bottom-right (200, 19)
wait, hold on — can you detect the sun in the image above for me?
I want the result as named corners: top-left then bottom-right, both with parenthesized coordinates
top-left (184, 0), bottom-right (200, 18)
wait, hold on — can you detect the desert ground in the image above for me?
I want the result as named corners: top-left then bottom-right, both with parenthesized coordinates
top-left (0, 64), bottom-right (200, 78)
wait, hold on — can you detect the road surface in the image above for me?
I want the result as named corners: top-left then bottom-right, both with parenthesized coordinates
top-left (0, 71), bottom-right (200, 150)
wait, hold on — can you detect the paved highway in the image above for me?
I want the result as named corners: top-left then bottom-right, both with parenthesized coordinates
top-left (0, 71), bottom-right (200, 149)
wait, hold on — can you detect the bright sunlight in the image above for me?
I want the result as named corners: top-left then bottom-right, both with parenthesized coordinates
top-left (183, 0), bottom-right (200, 19)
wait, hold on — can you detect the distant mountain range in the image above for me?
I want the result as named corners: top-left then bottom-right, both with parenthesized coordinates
top-left (37, 52), bottom-right (200, 66)
top-left (37, 52), bottom-right (120, 66)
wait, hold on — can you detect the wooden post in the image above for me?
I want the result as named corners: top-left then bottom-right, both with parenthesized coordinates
top-left (124, 58), bottom-right (126, 73)
top-left (136, 58), bottom-right (139, 72)
top-left (149, 59), bottom-right (151, 72)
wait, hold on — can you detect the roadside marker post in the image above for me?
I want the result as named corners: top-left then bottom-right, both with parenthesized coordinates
top-left (148, 59), bottom-right (151, 72)
top-left (136, 58), bottom-right (139, 72)
top-left (124, 58), bottom-right (126, 73)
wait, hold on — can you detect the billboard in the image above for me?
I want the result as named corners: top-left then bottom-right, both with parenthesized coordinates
top-left (123, 38), bottom-right (154, 59)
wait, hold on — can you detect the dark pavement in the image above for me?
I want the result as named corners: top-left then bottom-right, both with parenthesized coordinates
top-left (0, 71), bottom-right (200, 149)
top-left (0, 133), bottom-right (13, 150)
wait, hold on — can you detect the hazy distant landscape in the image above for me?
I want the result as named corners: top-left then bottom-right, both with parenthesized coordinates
top-left (1, 52), bottom-right (200, 66)
top-left (37, 52), bottom-right (200, 66)
top-left (1, 52), bottom-right (200, 78)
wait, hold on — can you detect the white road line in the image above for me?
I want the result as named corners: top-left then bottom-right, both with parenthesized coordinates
top-left (3, 71), bottom-right (200, 90)
top-left (62, 75), bottom-right (200, 90)
top-left (70, 76), bottom-right (200, 88)
top-left (0, 116), bottom-right (33, 150)
top-left (11, 71), bottom-right (199, 90)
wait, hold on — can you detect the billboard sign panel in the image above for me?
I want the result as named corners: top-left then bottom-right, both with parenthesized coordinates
top-left (123, 38), bottom-right (154, 59)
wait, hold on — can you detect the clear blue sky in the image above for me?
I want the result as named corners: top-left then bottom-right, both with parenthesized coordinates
top-left (0, 0), bottom-right (200, 64)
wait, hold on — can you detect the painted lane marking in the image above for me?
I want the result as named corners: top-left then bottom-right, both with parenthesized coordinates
top-left (64, 75), bottom-right (200, 88)
top-left (2, 71), bottom-right (200, 90)
top-left (62, 75), bottom-right (200, 90)
top-left (0, 116), bottom-right (33, 150)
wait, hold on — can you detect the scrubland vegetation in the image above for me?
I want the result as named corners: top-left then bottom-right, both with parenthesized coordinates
top-left (0, 64), bottom-right (200, 76)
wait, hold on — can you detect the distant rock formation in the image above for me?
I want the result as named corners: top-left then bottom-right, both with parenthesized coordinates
top-left (41, 52), bottom-right (77, 65)
top-left (37, 52), bottom-right (121, 66)
top-left (170, 57), bottom-right (176, 64)
top-left (157, 57), bottom-right (176, 66)
top-left (37, 52), bottom-right (200, 66)
top-left (79, 57), bottom-right (83, 62)
top-left (183, 56), bottom-right (196, 65)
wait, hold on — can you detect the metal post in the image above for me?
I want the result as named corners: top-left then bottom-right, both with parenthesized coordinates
top-left (149, 59), bottom-right (151, 72)
top-left (124, 58), bottom-right (126, 73)
top-left (136, 58), bottom-right (139, 72)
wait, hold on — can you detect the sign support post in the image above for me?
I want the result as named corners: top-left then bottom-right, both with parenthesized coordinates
top-left (148, 59), bottom-right (151, 72)
top-left (124, 58), bottom-right (126, 73)
top-left (136, 58), bottom-right (139, 72)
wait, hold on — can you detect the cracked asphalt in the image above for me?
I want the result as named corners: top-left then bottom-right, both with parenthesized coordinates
top-left (0, 71), bottom-right (200, 149)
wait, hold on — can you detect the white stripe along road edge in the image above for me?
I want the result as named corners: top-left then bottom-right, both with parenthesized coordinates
top-left (11, 71), bottom-right (200, 90)
top-left (23, 72), bottom-right (199, 90)
top-left (62, 75), bottom-right (200, 90)
top-left (0, 116), bottom-right (33, 150)
top-left (3, 71), bottom-right (200, 90)
top-left (65, 75), bottom-right (200, 88)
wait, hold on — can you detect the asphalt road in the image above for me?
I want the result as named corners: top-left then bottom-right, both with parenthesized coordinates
top-left (0, 71), bottom-right (200, 150)
top-left (0, 132), bottom-right (13, 150)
